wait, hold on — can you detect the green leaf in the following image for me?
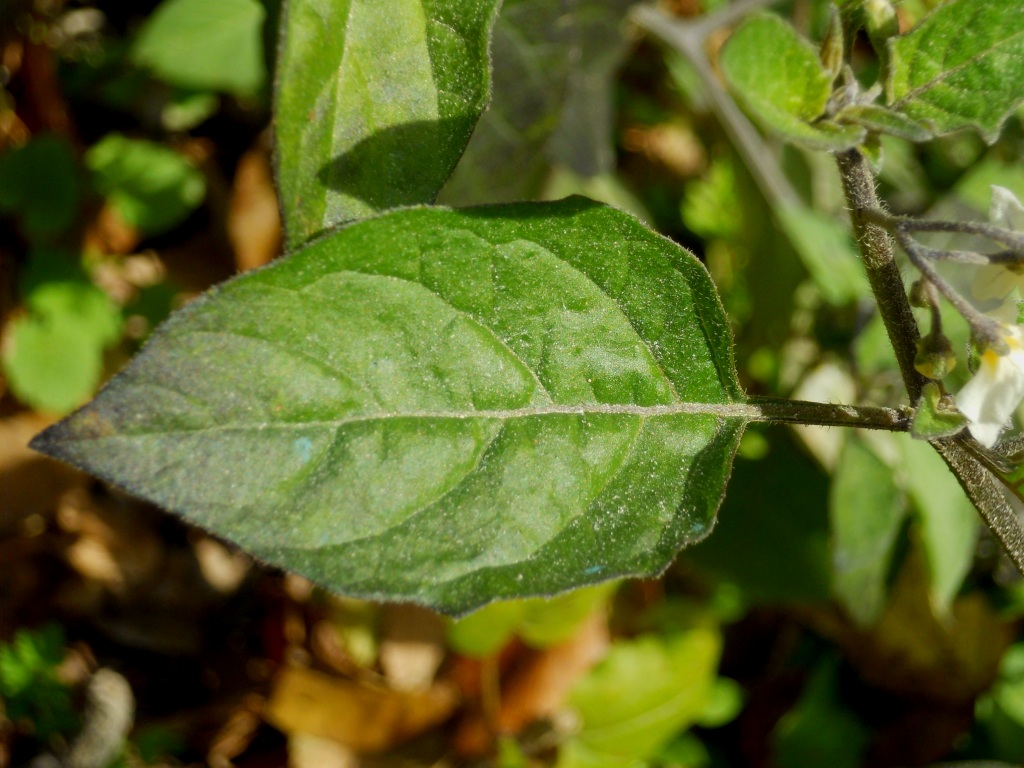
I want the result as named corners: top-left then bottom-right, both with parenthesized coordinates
top-left (557, 615), bottom-right (722, 768)
top-left (830, 434), bottom-right (906, 626)
top-left (771, 656), bottom-right (870, 768)
top-left (31, 198), bottom-right (747, 615)
top-left (86, 134), bottom-right (206, 236)
top-left (0, 134), bottom-right (79, 240)
top-left (774, 204), bottom-right (870, 305)
top-left (901, 436), bottom-right (977, 616)
top-left (720, 14), bottom-right (865, 151)
top-left (274, 0), bottom-right (501, 247)
top-left (448, 583), bottom-right (616, 656)
top-left (3, 250), bottom-right (122, 415)
top-left (835, 103), bottom-right (933, 142)
top-left (910, 381), bottom-right (967, 440)
top-left (980, 643), bottom-right (1024, 763)
top-left (0, 625), bottom-right (78, 740)
top-left (439, 0), bottom-right (634, 206)
top-left (684, 428), bottom-right (832, 605)
top-left (887, 0), bottom-right (1024, 143)
top-left (132, 0), bottom-right (266, 97)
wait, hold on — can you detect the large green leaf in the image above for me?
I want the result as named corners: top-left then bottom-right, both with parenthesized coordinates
top-left (274, 0), bottom-right (501, 248)
top-left (439, 0), bottom-right (634, 205)
top-left (32, 198), bottom-right (747, 615)
top-left (887, 0), bottom-right (1024, 143)
top-left (719, 14), bottom-right (864, 151)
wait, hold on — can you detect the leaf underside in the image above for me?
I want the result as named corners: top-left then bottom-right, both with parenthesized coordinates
top-left (32, 198), bottom-right (745, 615)
top-left (274, 0), bottom-right (501, 249)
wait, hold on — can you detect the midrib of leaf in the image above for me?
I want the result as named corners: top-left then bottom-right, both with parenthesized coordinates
top-left (65, 403), bottom-right (755, 442)
top-left (893, 24), bottom-right (1024, 109)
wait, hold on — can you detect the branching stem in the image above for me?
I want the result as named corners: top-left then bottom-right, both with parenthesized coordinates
top-left (835, 149), bottom-right (927, 401)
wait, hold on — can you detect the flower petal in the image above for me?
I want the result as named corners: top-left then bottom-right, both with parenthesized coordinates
top-left (990, 185), bottom-right (1024, 232)
top-left (957, 341), bottom-right (1024, 447)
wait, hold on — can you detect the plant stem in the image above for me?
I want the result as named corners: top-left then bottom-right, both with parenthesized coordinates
top-left (835, 149), bottom-right (926, 402)
top-left (863, 208), bottom-right (1024, 251)
top-left (747, 397), bottom-right (909, 431)
top-left (933, 439), bottom-right (1024, 575)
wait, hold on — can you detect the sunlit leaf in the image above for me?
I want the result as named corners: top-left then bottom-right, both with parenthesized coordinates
top-left (274, 0), bottom-right (501, 247)
top-left (448, 583), bottom-right (617, 656)
top-left (836, 103), bottom-right (933, 142)
top-left (887, 0), bottom-right (1024, 143)
top-left (132, 0), bottom-right (266, 97)
top-left (558, 611), bottom-right (721, 768)
top-left (2, 250), bottom-right (122, 415)
top-left (32, 199), bottom-right (746, 615)
top-left (720, 14), bottom-right (864, 151)
top-left (86, 134), bottom-right (206, 236)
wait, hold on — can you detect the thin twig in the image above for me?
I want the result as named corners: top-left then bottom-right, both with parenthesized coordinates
top-left (895, 231), bottom-right (1006, 350)
top-left (863, 206), bottom-right (1024, 252)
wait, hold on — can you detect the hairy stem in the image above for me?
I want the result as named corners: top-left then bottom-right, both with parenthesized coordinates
top-left (747, 397), bottom-right (909, 431)
top-left (933, 439), bottom-right (1024, 575)
top-left (836, 149), bottom-right (926, 402)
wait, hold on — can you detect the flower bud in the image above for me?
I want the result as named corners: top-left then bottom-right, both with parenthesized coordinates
top-left (914, 333), bottom-right (957, 380)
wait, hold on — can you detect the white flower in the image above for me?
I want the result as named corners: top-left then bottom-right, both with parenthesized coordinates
top-left (955, 187), bottom-right (1024, 447)
top-left (992, 185), bottom-right (1024, 231)
top-left (970, 186), bottom-right (1024, 310)
top-left (957, 325), bottom-right (1024, 447)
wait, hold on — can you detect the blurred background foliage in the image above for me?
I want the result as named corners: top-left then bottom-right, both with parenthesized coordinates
top-left (4, 0), bottom-right (1024, 766)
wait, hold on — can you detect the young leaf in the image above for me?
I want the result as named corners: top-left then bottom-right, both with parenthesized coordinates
top-left (439, 0), bottom-right (634, 206)
top-left (910, 381), bottom-right (967, 440)
top-left (86, 134), bottom-right (206, 236)
top-left (719, 14), bottom-right (865, 151)
top-left (887, 0), bottom-right (1024, 143)
top-left (132, 0), bottom-right (267, 97)
top-left (447, 583), bottom-right (616, 656)
top-left (835, 104), bottom-right (933, 143)
top-left (3, 249), bottom-right (123, 415)
top-left (274, 0), bottom-right (501, 247)
top-left (32, 198), bottom-right (747, 615)
top-left (558, 615), bottom-right (722, 768)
